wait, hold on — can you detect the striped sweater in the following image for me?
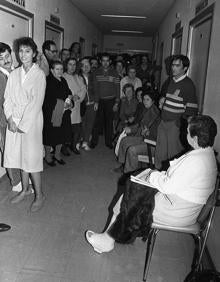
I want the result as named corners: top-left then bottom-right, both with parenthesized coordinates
top-left (161, 76), bottom-right (197, 121)
top-left (93, 67), bottom-right (120, 102)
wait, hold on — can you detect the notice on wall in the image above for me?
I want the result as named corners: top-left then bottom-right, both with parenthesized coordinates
top-left (6, 0), bottom-right (25, 8)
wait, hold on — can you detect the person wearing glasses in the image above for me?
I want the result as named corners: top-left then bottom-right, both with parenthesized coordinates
top-left (38, 40), bottom-right (58, 76)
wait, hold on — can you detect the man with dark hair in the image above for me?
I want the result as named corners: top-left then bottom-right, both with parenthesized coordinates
top-left (90, 53), bottom-right (120, 149)
top-left (60, 48), bottom-right (70, 63)
top-left (38, 40), bottom-right (58, 76)
top-left (155, 54), bottom-right (198, 169)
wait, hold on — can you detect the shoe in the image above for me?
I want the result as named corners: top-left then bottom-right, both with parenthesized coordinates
top-left (89, 142), bottom-right (97, 149)
top-left (82, 142), bottom-right (91, 151)
top-left (106, 144), bottom-right (113, 149)
top-left (70, 147), bottom-right (80, 155)
top-left (30, 195), bottom-right (45, 212)
top-left (53, 156), bottom-right (66, 165)
top-left (11, 190), bottom-right (32, 204)
top-left (12, 182), bottom-right (22, 192)
top-left (44, 158), bottom-right (56, 167)
top-left (0, 223), bottom-right (11, 232)
top-left (113, 165), bottom-right (123, 173)
top-left (85, 230), bottom-right (114, 254)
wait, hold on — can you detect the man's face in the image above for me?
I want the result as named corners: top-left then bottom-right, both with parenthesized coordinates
top-left (101, 56), bottom-right (110, 69)
top-left (91, 59), bottom-right (98, 70)
top-left (45, 44), bottom-right (58, 61)
top-left (128, 68), bottom-right (136, 79)
top-left (81, 59), bottom-right (91, 74)
top-left (0, 49), bottom-right (12, 71)
top-left (171, 59), bottom-right (186, 78)
top-left (61, 50), bottom-right (70, 62)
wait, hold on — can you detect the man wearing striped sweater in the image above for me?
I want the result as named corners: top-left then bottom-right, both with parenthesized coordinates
top-left (155, 55), bottom-right (198, 169)
top-left (90, 53), bottom-right (120, 149)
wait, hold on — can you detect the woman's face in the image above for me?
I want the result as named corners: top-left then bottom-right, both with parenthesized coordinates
top-left (67, 59), bottom-right (76, 74)
top-left (19, 45), bottom-right (35, 65)
top-left (136, 90), bottom-right (142, 103)
top-left (52, 64), bottom-right (63, 78)
top-left (143, 95), bottom-right (153, 109)
top-left (81, 60), bottom-right (91, 74)
top-left (125, 87), bottom-right (133, 100)
top-left (128, 68), bottom-right (136, 79)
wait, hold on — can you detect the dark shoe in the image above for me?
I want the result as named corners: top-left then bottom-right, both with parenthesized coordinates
top-left (44, 158), bottom-right (56, 167)
top-left (70, 147), bottom-right (80, 155)
top-left (53, 156), bottom-right (66, 165)
top-left (106, 144), bottom-right (113, 149)
top-left (61, 145), bottom-right (71, 156)
top-left (89, 142), bottom-right (97, 149)
top-left (0, 223), bottom-right (11, 232)
top-left (113, 165), bottom-right (123, 173)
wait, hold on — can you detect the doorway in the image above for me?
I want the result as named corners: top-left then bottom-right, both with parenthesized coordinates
top-left (187, 4), bottom-right (214, 113)
top-left (45, 21), bottom-right (64, 51)
top-left (0, 0), bottom-right (33, 66)
top-left (171, 27), bottom-right (183, 55)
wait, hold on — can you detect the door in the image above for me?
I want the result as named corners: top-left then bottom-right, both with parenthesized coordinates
top-left (45, 21), bottom-right (64, 51)
top-left (187, 7), bottom-right (213, 113)
top-left (0, 2), bottom-right (33, 66)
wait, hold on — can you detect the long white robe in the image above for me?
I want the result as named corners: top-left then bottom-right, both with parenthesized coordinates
top-left (3, 64), bottom-right (46, 172)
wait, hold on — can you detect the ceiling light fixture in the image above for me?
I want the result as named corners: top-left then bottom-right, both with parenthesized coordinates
top-left (101, 14), bottom-right (146, 19)
top-left (112, 30), bottom-right (144, 34)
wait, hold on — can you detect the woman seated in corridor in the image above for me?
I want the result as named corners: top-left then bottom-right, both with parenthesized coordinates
top-left (86, 115), bottom-right (218, 253)
top-left (115, 89), bottom-right (160, 174)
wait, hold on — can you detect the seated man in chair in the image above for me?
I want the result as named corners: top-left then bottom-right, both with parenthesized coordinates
top-left (86, 115), bottom-right (217, 253)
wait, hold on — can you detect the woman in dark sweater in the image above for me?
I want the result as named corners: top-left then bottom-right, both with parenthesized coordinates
top-left (43, 61), bottom-right (72, 165)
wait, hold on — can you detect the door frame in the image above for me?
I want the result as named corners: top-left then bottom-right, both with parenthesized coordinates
top-left (0, 0), bottom-right (34, 37)
top-left (45, 20), bottom-right (64, 50)
top-left (171, 27), bottom-right (183, 55)
top-left (186, 3), bottom-right (215, 113)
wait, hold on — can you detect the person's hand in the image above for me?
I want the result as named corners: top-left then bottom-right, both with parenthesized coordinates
top-left (113, 103), bottom-right (119, 112)
top-left (94, 102), bottom-right (98, 111)
top-left (8, 116), bottom-right (17, 133)
top-left (73, 94), bottom-right (79, 102)
top-left (159, 97), bottom-right (165, 109)
top-left (124, 127), bottom-right (131, 134)
top-left (128, 116), bottom-right (135, 123)
top-left (141, 126), bottom-right (149, 136)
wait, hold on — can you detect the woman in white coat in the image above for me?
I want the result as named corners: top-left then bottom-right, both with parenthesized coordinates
top-left (4, 37), bottom-right (46, 212)
top-left (86, 115), bottom-right (217, 253)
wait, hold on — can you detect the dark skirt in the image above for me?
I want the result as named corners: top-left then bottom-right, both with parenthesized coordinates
top-left (108, 179), bottom-right (157, 244)
top-left (43, 110), bottom-right (71, 146)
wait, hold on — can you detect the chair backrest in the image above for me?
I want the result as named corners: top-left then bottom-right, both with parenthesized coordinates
top-left (197, 172), bottom-right (220, 229)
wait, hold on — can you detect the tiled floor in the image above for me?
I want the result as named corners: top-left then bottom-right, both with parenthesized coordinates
top-left (0, 141), bottom-right (194, 282)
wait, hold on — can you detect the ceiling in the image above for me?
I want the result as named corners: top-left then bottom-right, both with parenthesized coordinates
top-left (70, 0), bottom-right (176, 36)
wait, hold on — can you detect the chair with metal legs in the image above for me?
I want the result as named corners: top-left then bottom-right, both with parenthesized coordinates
top-left (138, 138), bottom-right (156, 169)
top-left (142, 172), bottom-right (220, 282)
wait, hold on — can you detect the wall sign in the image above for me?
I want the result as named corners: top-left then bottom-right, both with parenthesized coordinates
top-left (6, 0), bottom-right (25, 8)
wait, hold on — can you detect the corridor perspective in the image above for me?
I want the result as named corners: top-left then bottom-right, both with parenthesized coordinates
top-left (0, 140), bottom-right (194, 282)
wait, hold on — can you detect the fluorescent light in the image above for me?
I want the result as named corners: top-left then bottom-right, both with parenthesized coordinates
top-left (101, 14), bottom-right (146, 19)
top-left (112, 30), bottom-right (144, 34)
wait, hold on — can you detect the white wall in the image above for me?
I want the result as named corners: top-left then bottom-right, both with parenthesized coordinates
top-left (103, 35), bottom-right (152, 54)
top-left (25, 0), bottom-right (103, 55)
top-left (156, 0), bottom-right (220, 270)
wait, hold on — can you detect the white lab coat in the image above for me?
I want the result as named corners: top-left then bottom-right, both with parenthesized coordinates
top-left (4, 64), bottom-right (46, 172)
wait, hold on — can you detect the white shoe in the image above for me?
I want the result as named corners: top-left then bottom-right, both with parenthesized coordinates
top-left (76, 143), bottom-right (80, 150)
top-left (12, 182), bottom-right (22, 192)
top-left (85, 230), bottom-right (114, 253)
top-left (82, 142), bottom-right (91, 151)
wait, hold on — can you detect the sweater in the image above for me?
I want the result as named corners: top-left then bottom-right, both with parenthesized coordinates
top-left (93, 67), bottom-right (120, 102)
top-left (161, 76), bottom-right (197, 122)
